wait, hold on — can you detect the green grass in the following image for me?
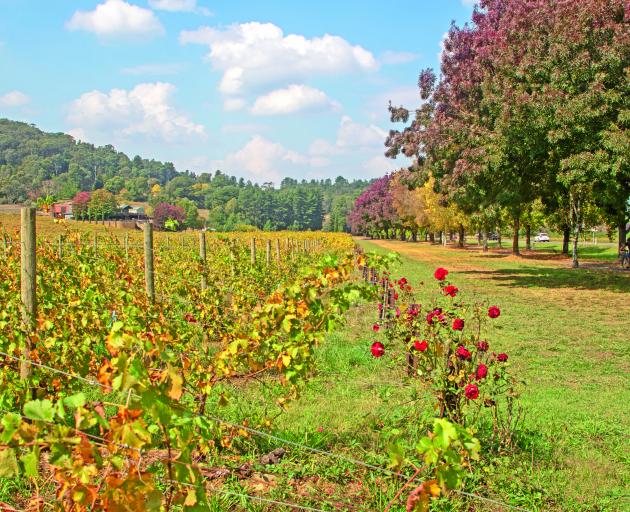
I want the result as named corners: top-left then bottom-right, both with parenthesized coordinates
top-left (3, 239), bottom-right (628, 510)
top-left (213, 239), bottom-right (630, 511)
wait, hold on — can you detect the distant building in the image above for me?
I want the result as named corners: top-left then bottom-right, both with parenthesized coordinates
top-left (51, 202), bottom-right (73, 219)
top-left (117, 204), bottom-right (147, 220)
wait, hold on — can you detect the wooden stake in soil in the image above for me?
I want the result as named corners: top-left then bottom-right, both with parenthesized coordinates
top-left (275, 238), bottom-right (281, 262)
top-left (266, 239), bottom-right (271, 265)
top-left (144, 223), bottom-right (155, 303)
top-left (250, 238), bottom-right (256, 265)
top-left (124, 232), bottom-right (129, 259)
top-left (93, 234), bottom-right (98, 254)
top-left (199, 231), bottom-right (207, 292)
top-left (57, 235), bottom-right (63, 259)
top-left (20, 207), bottom-right (36, 380)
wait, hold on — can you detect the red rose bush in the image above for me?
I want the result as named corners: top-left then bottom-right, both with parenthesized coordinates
top-left (368, 266), bottom-right (515, 426)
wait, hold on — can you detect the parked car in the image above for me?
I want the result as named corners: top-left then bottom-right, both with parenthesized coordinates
top-left (534, 232), bottom-right (550, 242)
top-left (487, 232), bottom-right (500, 240)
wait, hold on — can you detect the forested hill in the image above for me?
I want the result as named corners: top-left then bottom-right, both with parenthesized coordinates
top-left (0, 119), bottom-right (370, 231)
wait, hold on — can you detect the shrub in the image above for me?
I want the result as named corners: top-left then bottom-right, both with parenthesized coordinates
top-left (367, 263), bottom-right (518, 430)
top-left (153, 202), bottom-right (185, 231)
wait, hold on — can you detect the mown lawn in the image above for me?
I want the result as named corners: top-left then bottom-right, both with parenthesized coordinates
top-left (215, 239), bottom-right (629, 511)
top-left (3, 237), bottom-right (627, 511)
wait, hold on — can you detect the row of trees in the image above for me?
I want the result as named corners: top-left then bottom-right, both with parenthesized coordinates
top-left (352, 0), bottom-right (628, 265)
top-left (0, 119), bottom-right (369, 232)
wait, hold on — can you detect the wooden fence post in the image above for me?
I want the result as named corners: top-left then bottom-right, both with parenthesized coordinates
top-left (144, 223), bottom-right (155, 303)
top-left (275, 238), bottom-right (281, 262)
top-left (250, 238), bottom-right (256, 265)
top-left (20, 207), bottom-right (36, 380)
top-left (266, 239), bottom-right (271, 265)
top-left (124, 232), bottom-right (129, 259)
top-left (199, 231), bottom-right (207, 292)
top-left (93, 234), bottom-right (98, 254)
top-left (57, 235), bottom-right (63, 259)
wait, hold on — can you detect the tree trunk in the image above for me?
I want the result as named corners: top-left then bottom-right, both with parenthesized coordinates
top-left (442, 231), bottom-right (447, 247)
top-left (525, 224), bottom-right (531, 250)
top-left (562, 226), bottom-right (571, 255)
top-left (411, 229), bottom-right (417, 242)
top-left (619, 219), bottom-right (628, 252)
top-left (512, 215), bottom-right (520, 256)
top-left (429, 232), bottom-right (435, 243)
top-left (401, 229), bottom-right (406, 241)
top-left (458, 224), bottom-right (465, 248)
top-left (497, 232), bottom-right (502, 248)
top-left (572, 232), bottom-right (580, 268)
top-left (477, 231), bottom-right (482, 246)
top-left (483, 231), bottom-right (489, 252)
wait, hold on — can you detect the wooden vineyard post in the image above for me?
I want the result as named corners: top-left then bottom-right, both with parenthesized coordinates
top-left (20, 207), bottom-right (36, 380)
top-left (124, 232), bottom-right (129, 259)
top-left (250, 238), bottom-right (256, 264)
top-left (144, 223), bottom-right (155, 303)
top-left (57, 235), bottom-right (63, 259)
top-left (275, 238), bottom-right (281, 262)
top-left (266, 239), bottom-right (271, 265)
top-left (93, 234), bottom-right (98, 254)
top-left (199, 231), bottom-right (207, 292)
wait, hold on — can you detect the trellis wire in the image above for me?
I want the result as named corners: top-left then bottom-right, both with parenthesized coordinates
top-left (0, 352), bottom-right (532, 512)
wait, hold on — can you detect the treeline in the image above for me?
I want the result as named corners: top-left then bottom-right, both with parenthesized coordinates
top-left (0, 119), bottom-right (369, 231)
top-left (352, 0), bottom-right (629, 265)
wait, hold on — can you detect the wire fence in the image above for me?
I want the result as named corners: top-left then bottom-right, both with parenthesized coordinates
top-left (0, 350), bottom-right (533, 512)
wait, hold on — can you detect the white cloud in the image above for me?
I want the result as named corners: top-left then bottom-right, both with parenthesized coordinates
top-left (223, 98), bottom-right (246, 111)
top-left (363, 154), bottom-right (401, 177)
top-left (0, 90), bottom-right (31, 108)
top-left (308, 139), bottom-right (341, 157)
top-left (216, 135), bottom-right (317, 183)
top-left (251, 85), bottom-right (338, 116)
top-left (180, 22), bottom-right (378, 95)
top-left (66, 0), bottom-right (164, 40)
top-left (148, 0), bottom-right (211, 15)
top-left (121, 62), bottom-right (184, 75)
top-left (462, 0), bottom-right (477, 6)
top-left (380, 51), bottom-right (418, 65)
top-left (67, 82), bottom-right (204, 143)
top-left (336, 115), bottom-right (387, 148)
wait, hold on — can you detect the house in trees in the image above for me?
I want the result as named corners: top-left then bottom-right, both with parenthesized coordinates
top-left (51, 202), bottom-right (73, 219)
top-left (118, 204), bottom-right (147, 220)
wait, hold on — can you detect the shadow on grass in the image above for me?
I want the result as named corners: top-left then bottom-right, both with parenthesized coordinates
top-left (460, 266), bottom-right (630, 293)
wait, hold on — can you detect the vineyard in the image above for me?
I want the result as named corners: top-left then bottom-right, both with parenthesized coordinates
top-left (1, 212), bottom-right (391, 510)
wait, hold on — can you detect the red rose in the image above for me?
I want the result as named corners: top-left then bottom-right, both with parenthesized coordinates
top-left (488, 306), bottom-right (501, 319)
top-left (370, 342), bottom-right (385, 358)
top-left (395, 307), bottom-right (401, 318)
top-left (497, 353), bottom-right (508, 362)
top-left (398, 277), bottom-right (408, 286)
top-left (377, 303), bottom-right (383, 312)
top-left (456, 345), bottom-right (471, 360)
top-left (475, 363), bottom-right (488, 380)
top-left (465, 384), bottom-right (479, 400)
top-left (444, 285), bottom-right (459, 297)
top-left (414, 340), bottom-right (429, 352)
top-left (434, 267), bottom-right (449, 281)
top-left (477, 341), bottom-right (489, 352)
top-left (393, 292), bottom-right (399, 300)
top-left (452, 318), bottom-right (465, 331)
top-left (372, 324), bottom-right (380, 332)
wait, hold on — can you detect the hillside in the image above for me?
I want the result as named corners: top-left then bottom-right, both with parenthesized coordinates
top-left (0, 119), bottom-right (370, 231)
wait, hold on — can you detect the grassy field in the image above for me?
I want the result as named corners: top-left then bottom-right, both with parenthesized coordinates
top-left (211, 238), bottom-right (629, 511)
top-left (1, 228), bottom-right (628, 510)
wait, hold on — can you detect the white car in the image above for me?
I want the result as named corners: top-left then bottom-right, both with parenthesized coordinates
top-left (534, 233), bottom-right (550, 242)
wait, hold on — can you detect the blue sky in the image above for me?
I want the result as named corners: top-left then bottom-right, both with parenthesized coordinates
top-left (0, 0), bottom-right (476, 184)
